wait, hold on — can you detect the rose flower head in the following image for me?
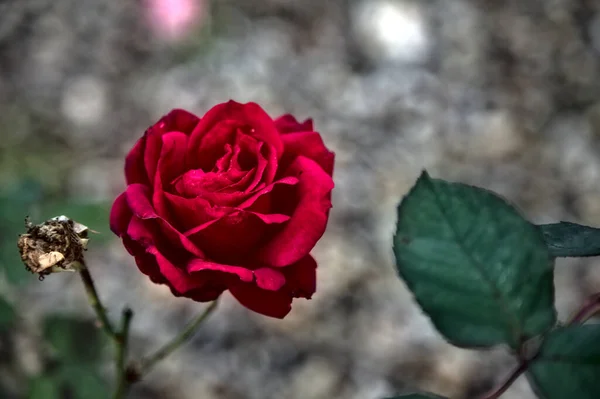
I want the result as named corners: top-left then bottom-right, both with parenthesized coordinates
top-left (110, 101), bottom-right (334, 318)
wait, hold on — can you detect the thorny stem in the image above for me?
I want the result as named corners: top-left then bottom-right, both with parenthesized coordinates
top-left (135, 299), bottom-right (219, 378)
top-left (113, 308), bottom-right (134, 399)
top-left (479, 292), bottom-right (600, 399)
top-left (76, 262), bottom-right (118, 341)
top-left (75, 262), bottom-right (133, 399)
top-left (478, 362), bottom-right (528, 399)
top-left (567, 292), bottom-right (600, 325)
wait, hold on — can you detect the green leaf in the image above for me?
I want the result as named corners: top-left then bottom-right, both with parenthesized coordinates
top-left (0, 295), bottom-right (16, 332)
top-left (27, 376), bottom-right (61, 399)
top-left (393, 171), bottom-right (556, 349)
top-left (528, 324), bottom-right (600, 399)
top-left (538, 222), bottom-right (600, 257)
top-left (43, 316), bottom-right (107, 365)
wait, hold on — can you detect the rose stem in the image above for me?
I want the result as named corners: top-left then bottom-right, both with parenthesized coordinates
top-left (135, 299), bottom-right (219, 377)
top-left (76, 261), bottom-right (118, 340)
top-left (75, 262), bottom-right (135, 399)
top-left (567, 292), bottom-right (600, 325)
top-left (478, 361), bottom-right (528, 399)
top-left (477, 292), bottom-right (600, 399)
top-left (113, 307), bottom-right (134, 399)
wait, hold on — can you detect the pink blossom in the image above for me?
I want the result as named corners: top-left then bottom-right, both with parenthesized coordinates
top-left (145, 0), bottom-right (206, 42)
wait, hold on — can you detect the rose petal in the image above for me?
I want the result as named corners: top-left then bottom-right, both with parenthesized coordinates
top-left (125, 233), bottom-right (224, 301)
top-left (187, 258), bottom-right (254, 282)
top-left (122, 236), bottom-right (167, 285)
top-left (125, 137), bottom-right (149, 185)
top-left (235, 175), bottom-right (299, 217)
top-left (110, 192), bottom-right (133, 235)
top-left (161, 108), bottom-right (201, 134)
top-left (153, 132), bottom-right (189, 218)
top-left (258, 156), bottom-right (334, 266)
top-left (258, 143), bottom-right (278, 185)
top-left (280, 132), bottom-right (335, 176)
top-left (177, 280), bottom-right (226, 302)
top-left (124, 217), bottom-right (185, 289)
top-left (182, 211), bottom-right (289, 239)
top-left (126, 183), bottom-right (206, 258)
top-left (175, 169), bottom-right (232, 196)
top-left (275, 114), bottom-right (314, 133)
top-left (231, 137), bottom-right (265, 190)
top-left (173, 168), bottom-right (250, 200)
top-left (233, 133), bottom-right (259, 170)
top-left (124, 232), bottom-right (219, 299)
top-left (237, 176), bottom-right (299, 209)
top-left (164, 192), bottom-right (231, 232)
top-left (126, 184), bottom-right (157, 219)
top-left (173, 134), bottom-right (264, 204)
top-left (187, 101), bottom-right (284, 163)
top-left (214, 143), bottom-right (233, 172)
top-left (248, 212), bottom-right (290, 224)
top-left (226, 143), bottom-right (242, 171)
top-left (228, 283), bottom-right (292, 318)
top-left (142, 109), bottom-right (199, 182)
top-left (125, 109), bottom-right (200, 192)
top-left (151, 248), bottom-right (206, 293)
top-left (126, 215), bottom-right (155, 248)
top-left (229, 256), bottom-right (316, 318)
top-left (253, 267), bottom-right (286, 291)
top-left (173, 169), bottom-right (206, 196)
top-left (165, 175), bottom-right (298, 234)
top-left (281, 255), bottom-right (317, 298)
top-left (155, 132), bottom-right (189, 188)
top-left (189, 119), bottom-right (239, 171)
top-left (144, 130), bottom-right (163, 185)
top-left (185, 209), bottom-right (289, 263)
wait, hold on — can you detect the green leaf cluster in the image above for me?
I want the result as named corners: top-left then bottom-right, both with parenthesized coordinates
top-left (391, 171), bottom-right (600, 399)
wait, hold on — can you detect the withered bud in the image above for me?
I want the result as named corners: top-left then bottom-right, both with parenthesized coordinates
top-left (17, 215), bottom-right (90, 279)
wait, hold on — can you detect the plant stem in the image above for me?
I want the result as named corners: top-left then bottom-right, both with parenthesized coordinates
top-left (113, 308), bottom-right (134, 399)
top-left (76, 261), bottom-right (118, 341)
top-left (75, 262), bottom-right (134, 399)
top-left (567, 292), bottom-right (600, 325)
top-left (136, 299), bottom-right (219, 377)
top-left (478, 292), bottom-right (600, 399)
top-left (479, 362), bottom-right (528, 399)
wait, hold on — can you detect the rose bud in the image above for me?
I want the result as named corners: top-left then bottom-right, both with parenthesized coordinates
top-left (18, 216), bottom-right (90, 279)
top-left (110, 101), bottom-right (335, 318)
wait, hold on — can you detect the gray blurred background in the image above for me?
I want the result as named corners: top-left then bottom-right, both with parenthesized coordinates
top-left (1, 0), bottom-right (600, 398)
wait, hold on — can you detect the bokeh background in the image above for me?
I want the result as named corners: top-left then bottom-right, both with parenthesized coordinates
top-left (1, 0), bottom-right (600, 398)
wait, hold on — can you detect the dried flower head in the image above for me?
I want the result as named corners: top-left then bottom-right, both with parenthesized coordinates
top-left (17, 216), bottom-right (90, 279)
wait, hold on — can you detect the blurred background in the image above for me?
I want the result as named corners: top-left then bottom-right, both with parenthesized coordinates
top-left (0, 0), bottom-right (599, 398)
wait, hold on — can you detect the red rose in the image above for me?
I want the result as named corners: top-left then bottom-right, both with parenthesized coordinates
top-left (110, 101), bottom-right (334, 318)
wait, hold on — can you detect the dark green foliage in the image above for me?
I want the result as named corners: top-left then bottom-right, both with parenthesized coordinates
top-left (528, 325), bottom-right (600, 399)
top-left (393, 172), bottom-right (556, 349)
top-left (538, 222), bottom-right (600, 257)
